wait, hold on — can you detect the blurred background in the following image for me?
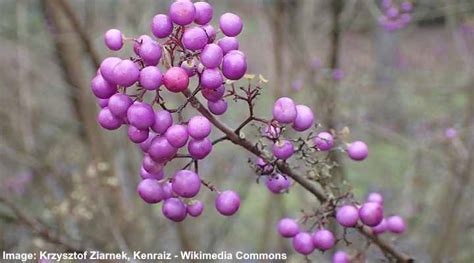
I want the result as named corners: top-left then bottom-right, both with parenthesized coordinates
top-left (0, 0), bottom-right (473, 262)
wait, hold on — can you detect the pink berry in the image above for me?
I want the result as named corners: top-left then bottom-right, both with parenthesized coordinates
top-left (137, 179), bottom-right (163, 204)
top-left (372, 218), bottom-right (387, 235)
top-left (162, 197), bottom-right (187, 222)
top-left (188, 138), bottom-right (213, 160)
top-left (277, 218), bottom-right (300, 238)
top-left (163, 67), bottom-right (189, 93)
top-left (215, 190), bottom-right (240, 216)
top-left (165, 124), bottom-right (189, 148)
top-left (333, 251), bottom-right (350, 263)
top-left (202, 85), bottom-right (225, 102)
top-left (272, 140), bottom-right (294, 160)
top-left (386, 215), bottom-right (406, 234)
top-left (292, 232), bottom-right (314, 255)
top-left (187, 115), bottom-right (212, 139)
top-left (313, 229), bottom-right (335, 251)
top-left (292, 104), bottom-right (314, 131)
top-left (272, 97), bottom-right (297, 124)
top-left (193, 2), bottom-right (213, 25)
top-left (347, 141), bottom-right (369, 161)
top-left (314, 132), bottom-right (334, 151)
top-left (208, 99), bottom-right (228, 115)
top-left (187, 200), bottom-right (204, 217)
top-left (151, 14), bottom-right (173, 38)
top-left (104, 29), bottom-right (123, 51)
top-left (367, 192), bottom-right (384, 205)
top-left (336, 205), bottom-right (359, 227)
top-left (359, 202), bottom-right (384, 227)
top-left (172, 170), bottom-right (201, 198)
top-left (219, 13), bottom-right (243, 37)
top-left (169, 0), bottom-right (196, 25)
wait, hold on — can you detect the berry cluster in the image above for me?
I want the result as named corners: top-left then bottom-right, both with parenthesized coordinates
top-left (91, 0), bottom-right (247, 221)
top-left (276, 192), bottom-right (406, 262)
top-left (378, 0), bottom-right (413, 32)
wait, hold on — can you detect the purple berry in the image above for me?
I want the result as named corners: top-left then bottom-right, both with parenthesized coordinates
top-left (128, 125), bottom-right (149, 143)
top-left (347, 141), bottom-right (369, 161)
top-left (112, 59), bottom-right (140, 87)
top-left (200, 44), bottom-right (223, 69)
top-left (265, 173), bottom-right (291, 194)
top-left (188, 138), bottom-right (213, 160)
top-left (292, 232), bottom-right (314, 255)
top-left (97, 107), bottom-right (122, 130)
top-left (151, 14), bottom-right (173, 38)
top-left (336, 205), bottom-right (359, 227)
top-left (140, 166), bottom-right (164, 180)
top-left (182, 27), bottom-right (208, 51)
top-left (91, 74), bottom-right (117, 99)
top-left (313, 229), bottom-right (335, 251)
top-left (162, 197), bottom-right (187, 222)
top-left (142, 155), bottom-right (164, 174)
top-left (202, 24), bottom-right (216, 43)
top-left (372, 218), bottom-right (387, 235)
top-left (140, 66), bottom-right (162, 90)
top-left (359, 202), bottom-right (384, 227)
top-left (272, 140), bottom-right (294, 160)
top-left (187, 200), bottom-right (204, 217)
top-left (215, 190), bottom-right (240, 216)
top-left (139, 41), bottom-right (162, 66)
top-left (161, 181), bottom-right (173, 199)
top-left (193, 2), bottom-right (213, 25)
top-left (401, 1), bottom-right (413, 12)
top-left (165, 124), bottom-right (189, 148)
top-left (97, 98), bottom-right (108, 108)
top-left (133, 35), bottom-right (153, 55)
top-left (202, 85), bottom-right (225, 102)
top-left (137, 179), bottom-right (163, 204)
top-left (201, 68), bottom-right (223, 89)
top-left (222, 51), bottom-right (247, 80)
top-left (104, 29), bottom-right (123, 51)
top-left (256, 158), bottom-right (273, 174)
top-left (108, 93), bottom-right (132, 118)
top-left (292, 104), bottom-right (314, 131)
top-left (314, 132), bottom-right (334, 151)
top-left (148, 136), bottom-right (178, 163)
top-left (272, 97), bottom-right (297, 124)
top-left (208, 99), bottom-right (228, 115)
top-left (169, 0), bottom-right (196, 26)
top-left (219, 13), bottom-right (243, 37)
top-left (127, 102), bottom-right (155, 130)
top-left (172, 170), bottom-right (201, 198)
top-left (187, 115), bottom-right (212, 139)
top-left (333, 251), bottom-right (350, 263)
top-left (386, 215), bottom-right (406, 234)
top-left (180, 59), bottom-right (198, 77)
top-left (163, 67), bottom-right (189, 93)
top-left (151, 110), bottom-right (173, 134)
top-left (367, 192), bottom-right (384, 205)
top-left (100, 57), bottom-right (121, 84)
top-left (217, 37), bottom-right (239, 54)
top-left (139, 133), bottom-right (156, 152)
top-left (277, 218), bottom-right (300, 238)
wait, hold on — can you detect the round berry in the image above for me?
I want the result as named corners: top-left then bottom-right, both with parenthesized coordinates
top-left (127, 102), bottom-right (155, 130)
top-left (187, 115), bottom-right (212, 139)
top-left (162, 197), bottom-right (187, 222)
top-left (91, 74), bottom-right (117, 99)
top-left (140, 66), bottom-right (162, 90)
top-left (97, 107), bottom-right (122, 130)
top-left (292, 232), bottom-right (314, 255)
top-left (97, 98), bottom-right (108, 108)
top-left (367, 192), bottom-right (384, 205)
top-left (140, 166), bottom-right (164, 180)
top-left (104, 29), bottom-right (123, 51)
top-left (202, 85), bottom-right (225, 102)
top-left (219, 13), bottom-right (243, 37)
top-left (272, 140), bottom-right (294, 160)
top-left (182, 27), bottom-right (208, 51)
top-left (187, 200), bottom-right (204, 217)
top-left (112, 59), bottom-right (140, 87)
top-left (133, 35), bottom-right (153, 55)
top-left (139, 133), bottom-right (156, 152)
top-left (215, 190), bottom-right (240, 216)
top-left (277, 218), bottom-right (300, 238)
top-left (272, 97), bottom-right (297, 124)
top-left (333, 251), bottom-right (350, 263)
top-left (152, 110), bottom-right (173, 134)
top-left (128, 125), bottom-right (149, 143)
top-left (372, 218), bottom-right (387, 235)
top-left (313, 229), bottom-right (335, 251)
top-left (148, 136), bottom-right (178, 163)
top-left (151, 14), bottom-right (173, 38)
top-left (265, 174), bottom-right (291, 194)
top-left (172, 170), bottom-right (201, 198)
top-left (188, 138), bottom-right (213, 160)
top-left (137, 179), bottom-right (163, 204)
top-left (208, 99), bottom-right (228, 115)
top-left (314, 132), bottom-right (334, 151)
top-left (200, 44), bottom-right (223, 68)
top-left (336, 205), bottom-right (359, 227)
top-left (386, 215), bottom-right (406, 234)
top-left (108, 93), bottom-right (132, 118)
top-left (202, 24), bottom-right (216, 43)
top-left (163, 67), bottom-right (189, 93)
top-left (292, 105), bottom-right (314, 132)
top-left (169, 0), bottom-right (196, 26)
top-left (359, 202), bottom-right (384, 227)
top-left (193, 2), bottom-right (213, 25)
top-left (100, 57), bottom-right (121, 84)
top-left (142, 155), bottom-right (164, 174)
top-left (217, 37), bottom-right (239, 54)
top-left (139, 41), bottom-right (162, 66)
top-left (165, 124), bottom-right (189, 148)
top-left (347, 141), bottom-right (369, 161)
top-left (222, 51), bottom-right (247, 80)
top-left (201, 68), bottom-right (223, 89)
top-left (161, 181), bottom-right (174, 200)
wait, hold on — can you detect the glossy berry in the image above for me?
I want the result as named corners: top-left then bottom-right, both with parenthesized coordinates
top-left (139, 41), bottom-right (162, 66)
top-left (218, 37), bottom-right (239, 54)
top-left (161, 181), bottom-right (174, 200)
top-left (169, 0), bottom-right (196, 25)
top-left (137, 179), bottom-right (163, 204)
top-left (222, 51), bottom-right (247, 80)
top-left (219, 13), bottom-right (243, 37)
top-left (163, 67), bottom-right (189, 93)
top-left (151, 14), bottom-right (173, 38)
top-left (386, 215), bottom-right (406, 234)
top-left (313, 229), bottom-right (335, 251)
top-left (172, 170), bottom-right (201, 198)
top-left (142, 155), bottom-right (164, 174)
top-left (152, 110), bottom-right (173, 134)
top-left (200, 44), bottom-right (223, 69)
top-left (187, 115), bottom-right (212, 139)
top-left (97, 98), bottom-right (108, 108)
top-left (165, 124), bottom-right (189, 148)
top-left (367, 192), bottom-right (384, 205)
top-left (272, 97), bottom-right (297, 124)
top-left (314, 132), bottom-right (334, 151)
top-left (140, 66), bottom-right (162, 90)
top-left (148, 136), bottom-right (178, 163)
top-left (292, 104), bottom-right (314, 131)
top-left (112, 60), bottom-right (140, 87)
top-left (133, 35), bottom-right (152, 55)
top-left (292, 232), bottom-right (314, 255)
top-left (215, 190), bottom-right (240, 216)
top-left (187, 200), bottom-right (204, 217)
top-left (99, 57), bottom-right (121, 84)
top-left (201, 68), bottom-right (223, 89)
top-left (208, 99), bottom-right (227, 115)
top-left (272, 140), bottom-right (294, 160)
top-left (202, 24), bottom-right (216, 43)
top-left (139, 133), bottom-right (156, 152)
top-left (97, 107), bottom-right (122, 130)
top-left (183, 27), bottom-right (208, 51)
top-left (127, 102), bottom-right (155, 130)
top-left (108, 93), bottom-right (132, 118)
top-left (336, 205), bottom-right (359, 227)
top-left (193, 2), bottom-right (213, 25)
top-left (128, 125), bottom-right (149, 143)
top-left (91, 74), bottom-right (117, 99)
top-left (104, 29), bottom-right (123, 51)
top-left (359, 202), bottom-right (384, 227)
top-left (277, 218), bottom-right (300, 238)
top-left (140, 166), bottom-right (164, 180)
top-left (372, 218), bottom-right (387, 235)
top-left (162, 197), bottom-right (187, 222)
top-left (188, 138), bottom-right (213, 160)
top-left (347, 141), bottom-right (369, 161)
top-left (265, 174), bottom-right (291, 194)
top-left (333, 251), bottom-right (350, 263)
top-left (202, 85), bottom-right (225, 102)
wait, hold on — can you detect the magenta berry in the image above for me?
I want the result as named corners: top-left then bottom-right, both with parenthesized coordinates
top-left (215, 190), bottom-right (240, 216)
top-left (359, 202), bottom-right (384, 227)
top-left (222, 51), bottom-right (247, 80)
top-left (162, 197), bottom-right (187, 222)
top-left (218, 37), bottom-right (239, 54)
top-left (333, 251), bottom-right (350, 263)
top-left (148, 136), bottom-right (178, 163)
top-left (172, 170), bottom-right (201, 198)
top-left (372, 218), bottom-right (387, 235)
top-left (292, 232), bottom-right (315, 255)
top-left (314, 132), bottom-right (334, 151)
top-left (272, 97), bottom-right (297, 124)
top-left (277, 218), bottom-right (300, 238)
top-left (265, 174), bottom-right (291, 194)
top-left (99, 57), bottom-right (121, 84)
top-left (151, 14), bottom-right (173, 38)
top-left (347, 141), bottom-right (369, 161)
top-left (208, 99), bottom-right (228, 115)
top-left (137, 179), bottom-right (163, 204)
top-left (272, 140), bottom-right (294, 160)
top-left (104, 29), bottom-right (123, 51)
top-left (367, 192), bottom-right (384, 205)
top-left (202, 85), bottom-right (225, 102)
top-left (336, 205), bottom-right (359, 227)
top-left (201, 68), bottom-right (223, 89)
top-left (169, 0), bottom-right (196, 26)
top-left (187, 115), bottom-right (212, 139)
top-left (386, 215), bottom-right (406, 234)
top-left (161, 181), bottom-right (174, 200)
top-left (91, 74), bottom-right (117, 99)
top-left (139, 40), bottom-right (162, 66)
top-left (142, 155), bottom-right (164, 174)
top-left (139, 133), bottom-right (156, 152)
top-left (219, 13), bottom-right (243, 37)
top-left (128, 125), bottom-right (149, 144)
top-left (200, 44), bottom-right (223, 69)
top-left (187, 200), bottom-right (204, 217)
top-left (202, 24), bottom-right (216, 43)
top-left (133, 35), bottom-right (152, 55)
top-left (193, 2), bottom-right (213, 25)
top-left (163, 67), bottom-right (189, 93)
top-left (182, 27), bottom-right (208, 51)
top-left (140, 66), bottom-right (162, 90)
top-left (188, 138), bottom-right (213, 160)
top-left (97, 107), bottom-right (122, 130)
top-left (112, 59), bottom-right (140, 87)
top-left (256, 158), bottom-right (273, 174)
top-left (97, 98), bottom-right (108, 108)
top-left (127, 102), bottom-right (155, 130)
top-left (140, 166), bottom-right (164, 180)
top-left (292, 104), bottom-right (314, 132)
top-left (165, 124), bottom-right (189, 148)
top-left (313, 229), bottom-right (335, 251)
top-left (108, 93), bottom-right (132, 118)
top-left (152, 110), bottom-right (173, 134)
